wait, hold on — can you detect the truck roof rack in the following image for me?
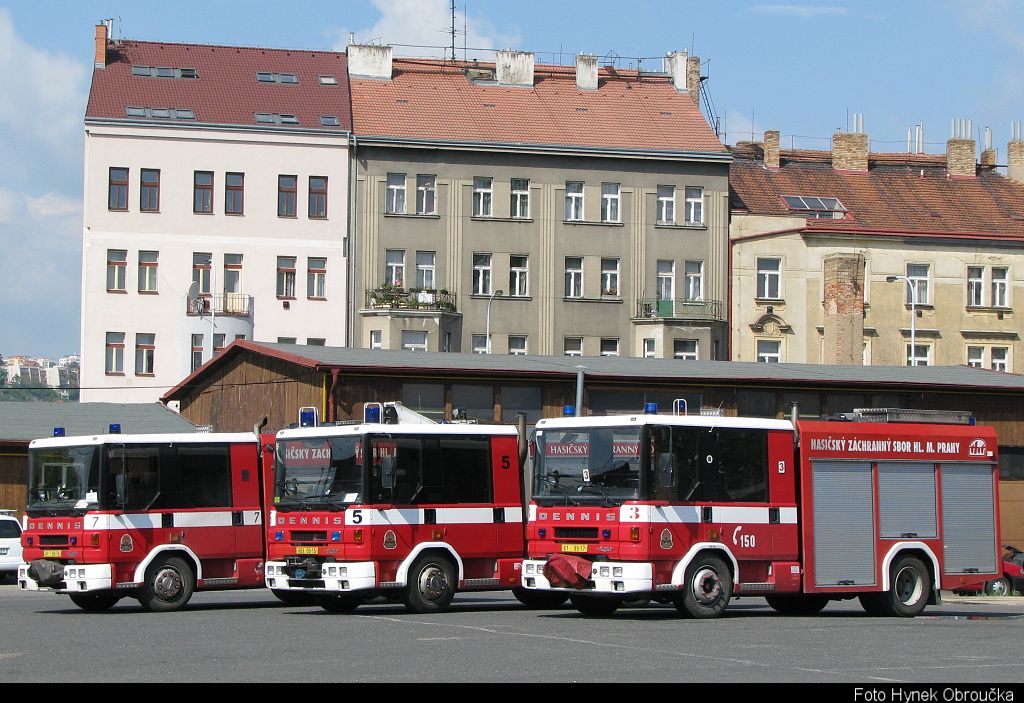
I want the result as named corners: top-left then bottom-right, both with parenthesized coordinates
top-left (832, 408), bottom-right (975, 425)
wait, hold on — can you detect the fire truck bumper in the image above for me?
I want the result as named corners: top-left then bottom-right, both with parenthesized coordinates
top-left (19, 563), bottom-right (112, 593)
top-left (264, 561), bottom-right (377, 593)
top-left (520, 559), bottom-right (653, 594)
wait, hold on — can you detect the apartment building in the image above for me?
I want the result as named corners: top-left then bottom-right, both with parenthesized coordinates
top-left (80, 24), bottom-right (351, 402)
top-left (730, 126), bottom-right (1024, 370)
top-left (347, 46), bottom-right (731, 360)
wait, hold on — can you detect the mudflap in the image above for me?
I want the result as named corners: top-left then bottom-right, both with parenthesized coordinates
top-left (542, 554), bottom-right (593, 589)
top-left (27, 559), bottom-right (64, 587)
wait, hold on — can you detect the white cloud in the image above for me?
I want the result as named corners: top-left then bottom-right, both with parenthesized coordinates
top-left (750, 5), bottom-right (849, 18)
top-left (331, 0), bottom-right (521, 58)
top-left (26, 192), bottom-right (81, 220)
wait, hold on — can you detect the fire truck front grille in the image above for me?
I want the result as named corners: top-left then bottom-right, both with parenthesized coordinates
top-left (39, 535), bottom-right (70, 546)
top-left (554, 527), bottom-right (599, 540)
top-left (290, 531), bottom-right (328, 542)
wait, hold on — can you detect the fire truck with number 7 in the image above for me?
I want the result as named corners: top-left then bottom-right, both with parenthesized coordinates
top-left (520, 404), bottom-right (1001, 618)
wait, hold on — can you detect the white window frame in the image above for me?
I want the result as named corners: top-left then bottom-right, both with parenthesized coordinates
top-left (401, 330), bottom-right (428, 352)
top-left (107, 249), bottom-right (127, 292)
top-left (674, 339), bottom-right (698, 361)
top-left (276, 256), bottom-right (296, 298)
top-left (992, 267), bottom-right (1009, 308)
top-left (134, 333), bottom-right (155, 376)
top-left (105, 332), bottom-right (125, 374)
top-left (473, 253), bottom-right (492, 295)
top-left (194, 252), bottom-right (212, 296)
top-left (565, 257), bottom-right (584, 298)
top-left (473, 177), bottom-right (492, 217)
top-left (967, 266), bottom-right (984, 307)
top-left (508, 335), bottom-right (527, 356)
top-left (657, 185), bottom-right (676, 224)
top-left (565, 181), bottom-right (584, 222)
top-left (307, 257), bottom-right (327, 299)
top-left (191, 333), bottom-right (204, 372)
top-left (757, 339), bottom-right (781, 363)
top-left (600, 338), bottom-right (620, 357)
top-left (415, 251), bottom-right (436, 290)
top-left (757, 257), bottom-right (781, 300)
top-left (369, 330), bottom-right (383, 349)
top-left (601, 183), bottom-right (620, 223)
top-left (563, 337), bottom-right (583, 357)
top-left (138, 251), bottom-right (158, 293)
top-left (511, 178), bottom-right (530, 218)
top-left (684, 186), bottom-right (704, 225)
top-left (656, 260), bottom-right (675, 301)
top-left (683, 260), bottom-right (703, 301)
top-left (471, 334), bottom-right (488, 354)
top-left (223, 253), bottom-right (243, 295)
top-left (385, 250), bottom-right (405, 287)
top-left (906, 342), bottom-right (931, 367)
top-left (386, 173), bottom-right (406, 214)
top-left (601, 258), bottom-right (620, 297)
top-left (416, 174), bottom-right (436, 215)
top-left (906, 263), bottom-right (930, 305)
top-left (642, 338), bottom-right (656, 358)
top-left (992, 346), bottom-right (1009, 372)
top-left (509, 255), bottom-right (529, 297)
top-left (967, 345), bottom-right (985, 368)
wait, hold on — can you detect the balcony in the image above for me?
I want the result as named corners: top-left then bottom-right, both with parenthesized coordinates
top-left (185, 294), bottom-right (253, 317)
top-left (365, 286), bottom-right (457, 313)
top-left (634, 298), bottom-right (723, 322)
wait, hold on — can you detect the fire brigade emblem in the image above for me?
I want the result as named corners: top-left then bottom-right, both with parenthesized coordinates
top-left (660, 529), bottom-right (673, 550)
top-left (119, 534), bottom-right (134, 553)
top-left (383, 530), bottom-right (397, 550)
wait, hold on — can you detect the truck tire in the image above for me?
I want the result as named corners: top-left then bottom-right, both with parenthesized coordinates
top-left (985, 577), bottom-right (1011, 597)
top-left (271, 589), bottom-right (315, 606)
top-left (69, 592), bottom-right (121, 612)
top-left (862, 555), bottom-right (931, 617)
top-left (512, 587), bottom-right (569, 609)
top-left (319, 593), bottom-right (363, 613)
top-left (673, 554), bottom-right (732, 619)
top-left (765, 594), bottom-right (829, 615)
top-left (139, 556), bottom-right (195, 612)
top-left (569, 594), bottom-right (622, 616)
top-left (403, 553), bottom-right (455, 614)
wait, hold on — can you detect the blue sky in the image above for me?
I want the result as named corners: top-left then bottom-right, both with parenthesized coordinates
top-left (1, 0), bottom-right (1022, 359)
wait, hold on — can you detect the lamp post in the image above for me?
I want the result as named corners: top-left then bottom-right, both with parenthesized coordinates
top-left (485, 289), bottom-right (503, 354)
top-left (886, 275), bottom-right (917, 366)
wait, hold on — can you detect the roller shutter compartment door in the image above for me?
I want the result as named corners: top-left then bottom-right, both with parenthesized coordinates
top-left (812, 461), bottom-right (876, 587)
top-left (877, 462), bottom-right (937, 539)
top-left (941, 463), bottom-right (997, 575)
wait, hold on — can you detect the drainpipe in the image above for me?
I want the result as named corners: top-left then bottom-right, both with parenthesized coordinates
top-left (574, 365), bottom-right (586, 416)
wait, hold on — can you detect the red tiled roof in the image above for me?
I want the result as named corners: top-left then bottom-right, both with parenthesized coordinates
top-left (86, 40), bottom-right (352, 131)
top-left (730, 148), bottom-right (1024, 236)
top-left (349, 58), bottom-right (726, 154)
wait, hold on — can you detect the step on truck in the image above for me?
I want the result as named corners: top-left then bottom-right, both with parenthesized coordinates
top-left (520, 404), bottom-right (1001, 618)
top-left (18, 426), bottom-right (275, 611)
top-left (264, 402), bottom-right (567, 613)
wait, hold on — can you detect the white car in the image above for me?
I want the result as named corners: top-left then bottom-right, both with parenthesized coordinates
top-left (0, 511), bottom-right (23, 583)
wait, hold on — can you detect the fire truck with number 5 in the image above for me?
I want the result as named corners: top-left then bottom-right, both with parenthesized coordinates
top-left (520, 404), bottom-right (1001, 618)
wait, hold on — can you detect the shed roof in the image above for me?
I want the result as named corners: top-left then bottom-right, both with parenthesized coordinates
top-left (0, 402), bottom-right (198, 443)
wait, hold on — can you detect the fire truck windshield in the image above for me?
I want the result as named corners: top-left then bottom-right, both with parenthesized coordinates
top-left (533, 426), bottom-right (642, 505)
top-left (275, 436), bottom-right (363, 511)
top-left (26, 446), bottom-right (100, 515)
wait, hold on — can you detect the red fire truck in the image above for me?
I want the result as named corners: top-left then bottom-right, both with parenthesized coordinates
top-left (520, 405), bottom-right (1001, 618)
top-left (18, 428), bottom-right (275, 612)
top-left (265, 402), bottom-right (565, 613)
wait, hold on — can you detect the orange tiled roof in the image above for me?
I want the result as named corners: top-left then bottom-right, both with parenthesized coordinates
top-left (349, 58), bottom-right (726, 155)
top-left (730, 147), bottom-right (1024, 236)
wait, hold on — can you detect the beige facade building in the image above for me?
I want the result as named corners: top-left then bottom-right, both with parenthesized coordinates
top-left (347, 47), bottom-right (731, 360)
top-left (729, 127), bottom-right (1024, 371)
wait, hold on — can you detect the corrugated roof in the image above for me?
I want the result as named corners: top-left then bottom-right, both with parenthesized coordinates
top-left (350, 58), bottom-right (725, 155)
top-left (163, 340), bottom-right (1024, 400)
top-left (0, 402), bottom-right (198, 442)
top-left (86, 40), bottom-right (352, 132)
top-left (730, 148), bottom-right (1024, 236)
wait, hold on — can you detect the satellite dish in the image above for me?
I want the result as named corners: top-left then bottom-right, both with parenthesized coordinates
top-left (187, 281), bottom-right (200, 302)
top-left (187, 281), bottom-right (205, 314)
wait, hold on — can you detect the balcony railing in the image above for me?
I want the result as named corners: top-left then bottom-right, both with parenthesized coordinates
top-left (634, 298), bottom-right (723, 322)
top-left (185, 294), bottom-right (253, 317)
top-left (365, 287), bottom-right (457, 313)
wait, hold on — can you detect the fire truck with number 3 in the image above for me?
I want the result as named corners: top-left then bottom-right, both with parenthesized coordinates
top-left (520, 403), bottom-right (1001, 618)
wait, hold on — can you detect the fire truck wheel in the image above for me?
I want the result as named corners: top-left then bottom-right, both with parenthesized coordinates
top-left (864, 555), bottom-right (931, 617)
top-left (404, 553), bottom-right (456, 614)
top-left (68, 592), bottom-right (121, 612)
top-left (512, 587), bottom-right (569, 609)
top-left (985, 577), bottom-right (1011, 597)
top-left (674, 554), bottom-right (732, 619)
top-left (318, 593), bottom-right (363, 613)
top-left (764, 594), bottom-right (829, 615)
top-left (139, 556), bottom-right (195, 612)
top-left (271, 589), bottom-right (316, 606)
top-left (569, 594), bottom-right (623, 616)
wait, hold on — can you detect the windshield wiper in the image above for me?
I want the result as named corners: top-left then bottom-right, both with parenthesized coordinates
top-left (576, 482), bottom-right (618, 507)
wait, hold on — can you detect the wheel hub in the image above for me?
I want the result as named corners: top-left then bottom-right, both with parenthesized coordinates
top-left (153, 567), bottom-right (183, 601)
top-left (418, 565), bottom-right (447, 601)
top-left (894, 566), bottom-right (922, 605)
top-left (692, 567), bottom-right (722, 604)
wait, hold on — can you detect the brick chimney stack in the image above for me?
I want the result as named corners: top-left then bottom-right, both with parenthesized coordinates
top-left (763, 130), bottom-right (780, 169)
top-left (686, 55), bottom-right (702, 101)
top-left (1008, 138), bottom-right (1024, 185)
top-left (832, 131), bottom-right (869, 172)
top-left (94, 23), bottom-right (108, 69)
top-left (946, 138), bottom-right (977, 178)
top-left (981, 147), bottom-right (998, 168)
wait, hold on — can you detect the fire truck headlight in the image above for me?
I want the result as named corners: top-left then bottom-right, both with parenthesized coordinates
top-left (613, 567), bottom-right (623, 577)
top-left (331, 531), bottom-right (341, 542)
top-left (525, 563), bottom-right (535, 574)
top-left (538, 528), bottom-right (547, 539)
top-left (602, 529), bottom-right (611, 539)
top-left (275, 531), bottom-right (284, 541)
top-left (339, 567), bottom-right (347, 577)
top-left (598, 566), bottom-right (610, 578)
top-left (326, 566), bottom-right (336, 577)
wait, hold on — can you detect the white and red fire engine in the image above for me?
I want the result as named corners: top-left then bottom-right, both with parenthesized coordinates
top-left (18, 427), bottom-right (275, 612)
top-left (521, 404), bottom-right (1001, 618)
top-left (265, 402), bottom-right (566, 613)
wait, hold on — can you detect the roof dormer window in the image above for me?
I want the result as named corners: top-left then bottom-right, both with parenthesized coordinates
top-left (131, 65), bottom-right (198, 79)
top-left (782, 195), bottom-right (847, 219)
top-left (319, 115), bottom-right (340, 127)
top-left (257, 72), bottom-right (299, 84)
top-left (254, 113), bottom-right (300, 126)
top-left (318, 75), bottom-right (338, 85)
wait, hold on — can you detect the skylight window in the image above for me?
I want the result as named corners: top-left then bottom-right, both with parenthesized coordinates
top-left (123, 106), bottom-right (196, 120)
top-left (783, 195), bottom-right (847, 219)
top-left (256, 72), bottom-right (299, 84)
top-left (253, 113), bottom-right (300, 126)
top-left (318, 75), bottom-right (338, 85)
top-left (131, 65), bottom-right (198, 79)
top-left (319, 115), bottom-right (340, 126)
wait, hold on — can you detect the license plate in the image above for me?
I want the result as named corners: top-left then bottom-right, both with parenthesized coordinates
top-left (295, 546), bottom-right (319, 555)
top-left (43, 549), bottom-right (63, 558)
top-left (560, 544), bottom-right (588, 553)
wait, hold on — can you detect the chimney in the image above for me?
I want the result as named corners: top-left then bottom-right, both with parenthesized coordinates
top-left (832, 132), bottom-right (869, 172)
top-left (763, 130), bottom-right (780, 169)
top-left (981, 147), bottom-right (997, 168)
top-left (664, 51), bottom-right (688, 92)
top-left (94, 23), bottom-right (108, 69)
top-left (946, 138), bottom-right (977, 178)
top-left (495, 50), bottom-right (534, 87)
top-left (575, 54), bottom-right (598, 91)
top-left (686, 55), bottom-right (702, 98)
top-left (822, 254), bottom-right (866, 365)
top-left (347, 44), bottom-right (393, 80)
top-left (1008, 140), bottom-right (1024, 185)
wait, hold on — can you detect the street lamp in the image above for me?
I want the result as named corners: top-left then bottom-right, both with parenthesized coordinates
top-left (485, 289), bottom-right (503, 354)
top-left (886, 275), bottom-right (917, 366)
